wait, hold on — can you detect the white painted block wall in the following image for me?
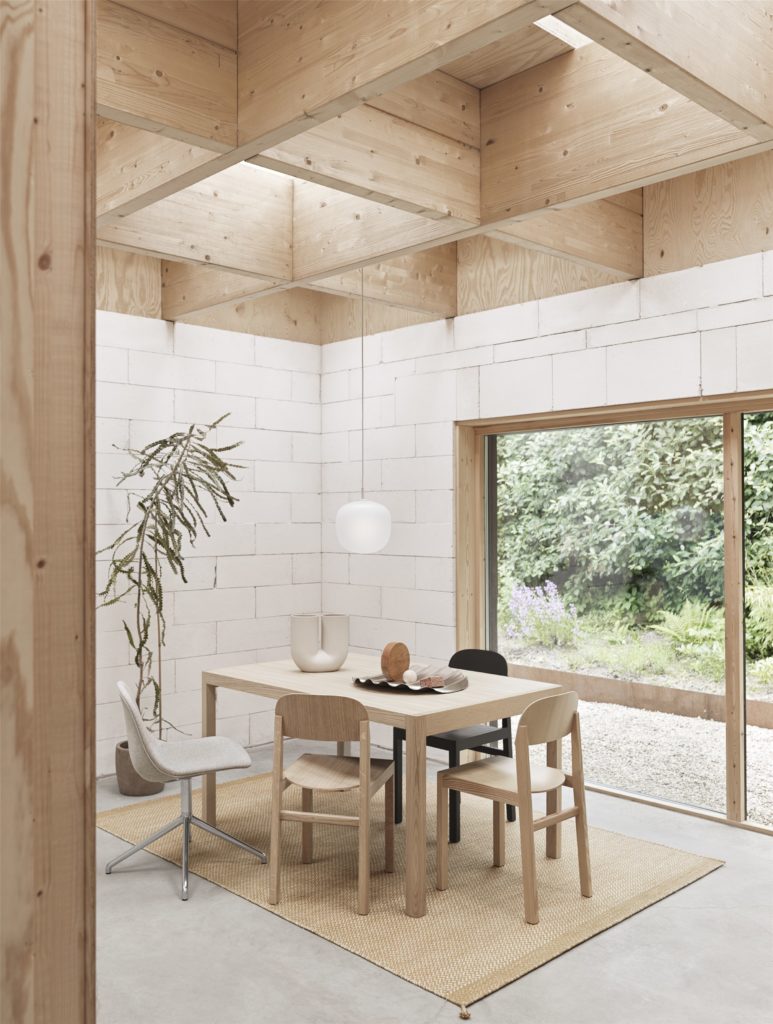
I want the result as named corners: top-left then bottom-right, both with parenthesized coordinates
top-left (96, 312), bottom-right (321, 775)
top-left (96, 253), bottom-right (773, 773)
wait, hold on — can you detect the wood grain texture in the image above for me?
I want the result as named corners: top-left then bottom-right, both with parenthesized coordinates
top-left (97, 0), bottom-right (236, 149)
top-left (96, 117), bottom-right (216, 220)
top-left (560, 0), bottom-right (773, 141)
top-left (256, 102), bottom-right (480, 223)
top-left (490, 197), bottom-right (642, 278)
top-left (723, 412), bottom-right (746, 821)
top-left (319, 296), bottom-right (436, 345)
top-left (367, 71), bottom-right (479, 148)
top-left (1, 0), bottom-right (95, 1019)
top-left (161, 261), bottom-right (282, 320)
top-left (481, 44), bottom-right (765, 224)
top-left (98, 163), bottom-right (293, 279)
top-left (457, 235), bottom-right (620, 315)
top-left (183, 287), bottom-right (327, 344)
top-left (112, 0), bottom-right (237, 50)
top-left (455, 425), bottom-right (486, 651)
top-left (643, 152), bottom-right (773, 275)
top-left (310, 244), bottom-right (457, 318)
top-left (97, 246), bottom-right (162, 317)
top-left (292, 180), bottom-right (467, 281)
top-left (237, 0), bottom-right (568, 150)
top-left (442, 21), bottom-right (570, 87)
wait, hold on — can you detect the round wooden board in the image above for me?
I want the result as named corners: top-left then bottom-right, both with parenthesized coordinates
top-left (380, 641), bottom-right (410, 681)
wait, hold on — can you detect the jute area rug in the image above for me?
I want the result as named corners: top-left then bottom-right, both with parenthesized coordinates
top-left (98, 773), bottom-right (721, 1011)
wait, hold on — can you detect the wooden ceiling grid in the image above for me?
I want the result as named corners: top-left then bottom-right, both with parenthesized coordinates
top-left (94, 0), bottom-right (773, 341)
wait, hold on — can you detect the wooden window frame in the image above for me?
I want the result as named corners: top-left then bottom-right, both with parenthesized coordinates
top-left (456, 389), bottom-right (773, 832)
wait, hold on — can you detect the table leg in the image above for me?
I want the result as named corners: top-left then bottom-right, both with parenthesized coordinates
top-left (404, 718), bottom-right (427, 917)
top-left (546, 738), bottom-right (562, 859)
top-left (202, 681), bottom-right (217, 825)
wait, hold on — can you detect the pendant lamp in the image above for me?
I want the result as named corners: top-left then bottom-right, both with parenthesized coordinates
top-left (335, 269), bottom-right (392, 554)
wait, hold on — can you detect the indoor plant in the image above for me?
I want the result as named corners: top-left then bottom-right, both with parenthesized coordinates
top-left (100, 416), bottom-right (241, 795)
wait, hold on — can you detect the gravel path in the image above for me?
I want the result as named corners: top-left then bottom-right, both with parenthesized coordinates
top-left (563, 701), bottom-right (773, 827)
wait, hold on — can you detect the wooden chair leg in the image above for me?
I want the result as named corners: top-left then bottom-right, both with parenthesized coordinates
top-left (301, 788), bottom-right (313, 864)
top-left (436, 780), bottom-right (449, 890)
top-left (518, 802), bottom-right (539, 924)
top-left (384, 774), bottom-right (395, 873)
top-left (573, 781), bottom-right (592, 898)
top-left (269, 792), bottom-right (282, 906)
top-left (393, 730), bottom-right (403, 825)
top-left (546, 739), bottom-right (562, 860)
top-left (493, 801), bottom-right (505, 868)
top-left (358, 789), bottom-right (370, 916)
top-left (448, 747), bottom-right (461, 844)
top-left (503, 728), bottom-right (516, 822)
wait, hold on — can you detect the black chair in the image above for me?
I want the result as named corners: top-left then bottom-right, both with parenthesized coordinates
top-left (393, 648), bottom-right (516, 843)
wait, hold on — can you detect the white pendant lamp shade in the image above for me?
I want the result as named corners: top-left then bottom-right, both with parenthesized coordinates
top-left (336, 498), bottom-right (391, 554)
top-left (335, 268), bottom-right (392, 554)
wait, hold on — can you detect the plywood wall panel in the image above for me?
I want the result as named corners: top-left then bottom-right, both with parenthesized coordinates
top-left (97, 246), bottom-right (162, 317)
top-left (644, 152), bottom-right (773, 276)
top-left (457, 235), bottom-right (620, 315)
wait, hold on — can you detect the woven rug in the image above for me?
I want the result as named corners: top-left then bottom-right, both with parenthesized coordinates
top-left (98, 774), bottom-right (721, 1010)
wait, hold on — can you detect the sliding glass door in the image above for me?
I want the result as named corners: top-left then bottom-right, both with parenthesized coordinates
top-left (484, 407), bottom-right (772, 826)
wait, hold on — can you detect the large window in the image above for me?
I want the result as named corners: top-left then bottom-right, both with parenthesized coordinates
top-left (480, 406), bottom-right (773, 827)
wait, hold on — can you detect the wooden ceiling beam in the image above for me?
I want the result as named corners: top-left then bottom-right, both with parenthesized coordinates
top-left (236, 1), bottom-right (571, 151)
top-left (96, 0), bottom-right (237, 150)
top-left (97, 163), bottom-right (293, 280)
top-left (557, 0), bottom-right (773, 142)
top-left (253, 102), bottom-right (480, 224)
top-left (480, 43), bottom-right (773, 225)
top-left (488, 197), bottom-right (643, 278)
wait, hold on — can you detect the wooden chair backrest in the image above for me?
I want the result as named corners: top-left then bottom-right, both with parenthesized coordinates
top-left (517, 692), bottom-right (579, 747)
top-left (275, 694), bottom-right (368, 742)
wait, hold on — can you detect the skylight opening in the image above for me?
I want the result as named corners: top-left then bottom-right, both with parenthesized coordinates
top-left (535, 15), bottom-right (593, 49)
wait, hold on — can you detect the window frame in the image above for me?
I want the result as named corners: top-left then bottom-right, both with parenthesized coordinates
top-left (455, 388), bottom-right (773, 833)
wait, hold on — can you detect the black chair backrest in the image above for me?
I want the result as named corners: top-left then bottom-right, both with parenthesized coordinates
top-left (449, 648), bottom-right (508, 677)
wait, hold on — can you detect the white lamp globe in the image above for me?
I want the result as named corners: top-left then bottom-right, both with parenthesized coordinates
top-left (335, 499), bottom-right (391, 554)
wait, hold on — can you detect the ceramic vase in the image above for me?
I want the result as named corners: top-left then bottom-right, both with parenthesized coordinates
top-left (290, 614), bottom-right (349, 672)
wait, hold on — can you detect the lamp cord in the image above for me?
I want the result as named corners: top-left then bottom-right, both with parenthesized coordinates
top-left (360, 266), bottom-right (365, 501)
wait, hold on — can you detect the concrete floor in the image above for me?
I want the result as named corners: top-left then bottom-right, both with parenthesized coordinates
top-left (97, 742), bottom-right (773, 1024)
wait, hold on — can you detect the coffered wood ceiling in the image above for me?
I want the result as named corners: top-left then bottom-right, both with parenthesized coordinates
top-left (95, 0), bottom-right (773, 338)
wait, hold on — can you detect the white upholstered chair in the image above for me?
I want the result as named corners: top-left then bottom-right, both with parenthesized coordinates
top-left (105, 681), bottom-right (266, 899)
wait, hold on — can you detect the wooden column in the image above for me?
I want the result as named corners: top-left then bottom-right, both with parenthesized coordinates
top-left (1, 1), bottom-right (95, 1021)
top-left (455, 425), bottom-right (486, 650)
top-left (723, 413), bottom-right (746, 821)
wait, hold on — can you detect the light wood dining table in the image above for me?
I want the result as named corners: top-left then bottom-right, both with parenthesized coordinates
top-left (201, 653), bottom-right (562, 917)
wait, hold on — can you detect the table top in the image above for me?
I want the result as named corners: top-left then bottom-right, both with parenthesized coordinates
top-left (203, 653), bottom-right (562, 731)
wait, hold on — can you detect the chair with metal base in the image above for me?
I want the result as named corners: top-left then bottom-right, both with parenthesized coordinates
top-left (105, 681), bottom-right (266, 900)
top-left (393, 648), bottom-right (516, 843)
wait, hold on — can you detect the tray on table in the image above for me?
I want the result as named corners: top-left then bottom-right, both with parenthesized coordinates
top-left (353, 665), bottom-right (468, 694)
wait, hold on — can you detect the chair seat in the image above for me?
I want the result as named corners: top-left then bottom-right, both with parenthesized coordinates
top-left (150, 735), bottom-right (251, 779)
top-left (430, 723), bottom-right (509, 747)
top-left (285, 754), bottom-right (393, 792)
top-left (438, 755), bottom-right (565, 799)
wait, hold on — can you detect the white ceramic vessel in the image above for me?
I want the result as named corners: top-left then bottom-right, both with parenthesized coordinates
top-left (290, 614), bottom-right (349, 672)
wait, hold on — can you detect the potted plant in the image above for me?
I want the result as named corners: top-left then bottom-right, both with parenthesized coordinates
top-left (100, 416), bottom-right (241, 795)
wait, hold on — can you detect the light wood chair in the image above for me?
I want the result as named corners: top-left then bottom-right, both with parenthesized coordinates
top-left (436, 691), bottom-right (591, 924)
top-left (269, 694), bottom-right (394, 915)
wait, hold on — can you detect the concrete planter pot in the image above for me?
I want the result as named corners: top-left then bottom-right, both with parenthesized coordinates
top-left (115, 740), bottom-right (164, 796)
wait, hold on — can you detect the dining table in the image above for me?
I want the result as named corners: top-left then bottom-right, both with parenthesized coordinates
top-left (201, 653), bottom-right (563, 917)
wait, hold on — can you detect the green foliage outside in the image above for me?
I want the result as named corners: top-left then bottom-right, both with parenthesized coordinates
top-left (496, 413), bottom-right (773, 697)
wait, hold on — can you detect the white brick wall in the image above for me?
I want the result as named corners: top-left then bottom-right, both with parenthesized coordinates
top-left (320, 252), bottom-right (773, 677)
top-left (97, 253), bottom-right (773, 775)
top-left (95, 312), bottom-right (321, 775)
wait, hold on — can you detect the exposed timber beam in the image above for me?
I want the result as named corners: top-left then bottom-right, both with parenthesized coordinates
top-left (163, 244), bottom-right (457, 321)
top-left (113, 1), bottom-right (238, 50)
top-left (557, 0), bottom-right (773, 142)
top-left (96, 118), bottom-right (218, 221)
top-left (488, 196), bottom-right (643, 278)
top-left (97, 163), bottom-right (293, 281)
top-left (251, 71), bottom-right (481, 223)
top-left (480, 43), bottom-right (773, 224)
top-left (306, 244), bottom-right (458, 318)
top-left (254, 104), bottom-right (479, 224)
top-left (441, 21), bottom-right (571, 87)
top-left (96, 0), bottom-right (237, 150)
top-left (237, 1), bottom-right (571, 151)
